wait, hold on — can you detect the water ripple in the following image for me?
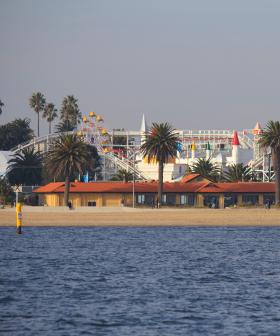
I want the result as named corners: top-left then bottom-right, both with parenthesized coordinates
top-left (1, 226), bottom-right (280, 335)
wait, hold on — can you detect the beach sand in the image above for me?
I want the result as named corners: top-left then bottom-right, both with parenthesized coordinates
top-left (0, 206), bottom-right (280, 226)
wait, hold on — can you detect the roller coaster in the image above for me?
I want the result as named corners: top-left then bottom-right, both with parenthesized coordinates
top-left (10, 114), bottom-right (272, 182)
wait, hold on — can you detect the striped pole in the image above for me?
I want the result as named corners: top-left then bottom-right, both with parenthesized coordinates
top-left (16, 203), bottom-right (22, 234)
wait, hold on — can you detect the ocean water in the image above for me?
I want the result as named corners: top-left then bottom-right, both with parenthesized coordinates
top-left (1, 227), bottom-right (280, 336)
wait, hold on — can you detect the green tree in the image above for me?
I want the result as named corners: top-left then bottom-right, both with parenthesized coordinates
top-left (224, 163), bottom-right (253, 182)
top-left (0, 177), bottom-right (13, 204)
top-left (0, 118), bottom-right (34, 150)
top-left (45, 134), bottom-right (92, 205)
top-left (43, 103), bottom-right (58, 134)
top-left (0, 99), bottom-right (4, 115)
top-left (112, 168), bottom-right (134, 182)
top-left (29, 92), bottom-right (46, 137)
top-left (259, 120), bottom-right (280, 205)
top-left (60, 95), bottom-right (81, 130)
top-left (7, 147), bottom-right (42, 186)
top-left (85, 145), bottom-right (101, 179)
top-left (55, 120), bottom-right (75, 133)
top-left (191, 158), bottom-right (221, 182)
top-left (140, 122), bottom-right (179, 207)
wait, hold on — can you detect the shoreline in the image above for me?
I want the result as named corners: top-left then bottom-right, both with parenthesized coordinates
top-left (1, 207), bottom-right (280, 226)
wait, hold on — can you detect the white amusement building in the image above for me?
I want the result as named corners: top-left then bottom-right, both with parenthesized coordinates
top-left (0, 113), bottom-right (270, 182)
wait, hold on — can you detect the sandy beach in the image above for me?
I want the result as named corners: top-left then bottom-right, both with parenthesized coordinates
top-left (0, 206), bottom-right (280, 226)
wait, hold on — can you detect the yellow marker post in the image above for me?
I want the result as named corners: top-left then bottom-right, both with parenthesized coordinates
top-left (16, 203), bottom-right (22, 234)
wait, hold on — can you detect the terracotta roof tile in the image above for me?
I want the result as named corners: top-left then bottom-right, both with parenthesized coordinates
top-left (181, 173), bottom-right (200, 183)
top-left (34, 181), bottom-right (276, 194)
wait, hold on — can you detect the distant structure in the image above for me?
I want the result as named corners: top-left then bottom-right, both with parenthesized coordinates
top-left (5, 115), bottom-right (271, 182)
top-left (0, 151), bottom-right (12, 177)
top-left (228, 130), bottom-right (240, 165)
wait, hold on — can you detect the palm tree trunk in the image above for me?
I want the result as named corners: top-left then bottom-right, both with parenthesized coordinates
top-left (49, 121), bottom-right (51, 134)
top-left (158, 160), bottom-right (164, 207)
top-left (273, 149), bottom-right (280, 206)
top-left (64, 176), bottom-right (70, 206)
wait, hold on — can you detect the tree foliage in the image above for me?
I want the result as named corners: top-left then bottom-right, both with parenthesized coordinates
top-left (45, 134), bottom-right (95, 205)
top-left (140, 122), bottom-right (179, 206)
top-left (60, 95), bottom-right (81, 130)
top-left (0, 99), bottom-right (4, 115)
top-left (191, 158), bottom-right (221, 182)
top-left (224, 163), bottom-right (253, 182)
top-left (7, 147), bottom-right (43, 186)
top-left (55, 120), bottom-right (76, 133)
top-left (43, 102), bottom-right (58, 134)
top-left (0, 177), bottom-right (13, 204)
top-left (29, 92), bottom-right (46, 137)
top-left (0, 118), bottom-right (34, 150)
top-left (111, 169), bottom-right (134, 182)
top-left (259, 120), bottom-right (280, 205)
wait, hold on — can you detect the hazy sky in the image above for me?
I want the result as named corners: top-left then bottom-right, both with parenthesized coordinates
top-left (1, 0), bottom-right (280, 135)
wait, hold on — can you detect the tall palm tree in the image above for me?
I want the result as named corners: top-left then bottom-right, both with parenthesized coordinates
top-left (224, 163), bottom-right (253, 182)
top-left (7, 147), bottom-right (43, 186)
top-left (45, 134), bottom-right (91, 205)
top-left (259, 120), bottom-right (280, 205)
top-left (191, 158), bottom-right (221, 182)
top-left (43, 103), bottom-right (58, 134)
top-left (0, 99), bottom-right (4, 115)
top-left (55, 120), bottom-right (76, 133)
top-left (29, 92), bottom-right (46, 137)
top-left (141, 122), bottom-right (179, 207)
top-left (60, 95), bottom-right (81, 130)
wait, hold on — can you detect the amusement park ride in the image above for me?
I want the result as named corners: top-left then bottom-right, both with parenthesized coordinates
top-left (5, 114), bottom-right (273, 182)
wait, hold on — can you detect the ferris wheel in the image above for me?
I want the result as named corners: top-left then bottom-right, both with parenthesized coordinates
top-left (79, 111), bottom-right (111, 153)
top-left (77, 112), bottom-right (149, 181)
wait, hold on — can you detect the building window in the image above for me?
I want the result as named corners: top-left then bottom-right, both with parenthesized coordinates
top-left (166, 194), bottom-right (176, 205)
top-left (242, 194), bottom-right (259, 205)
top-left (180, 194), bottom-right (195, 206)
top-left (204, 195), bottom-right (219, 208)
top-left (88, 201), bottom-right (96, 207)
top-left (136, 194), bottom-right (156, 205)
top-left (162, 194), bottom-right (167, 204)
top-left (180, 194), bottom-right (187, 205)
top-left (224, 194), bottom-right (237, 207)
top-left (137, 194), bottom-right (145, 204)
top-left (145, 194), bottom-right (155, 205)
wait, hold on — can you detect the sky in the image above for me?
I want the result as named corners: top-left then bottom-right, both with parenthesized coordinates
top-left (1, 0), bottom-right (280, 135)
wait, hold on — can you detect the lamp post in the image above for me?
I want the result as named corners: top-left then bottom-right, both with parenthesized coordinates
top-left (133, 153), bottom-right (135, 208)
top-left (132, 153), bottom-right (141, 208)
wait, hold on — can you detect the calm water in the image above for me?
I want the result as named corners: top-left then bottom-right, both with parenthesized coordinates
top-left (1, 227), bottom-right (280, 335)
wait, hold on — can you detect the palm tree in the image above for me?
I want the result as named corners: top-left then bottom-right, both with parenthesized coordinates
top-left (259, 120), bottom-right (280, 205)
top-left (112, 169), bottom-right (134, 182)
top-left (29, 92), bottom-right (46, 137)
top-left (55, 120), bottom-right (76, 133)
top-left (224, 163), bottom-right (253, 182)
top-left (140, 122), bottom-right (179, 206)
top-left (7, 147), bottom-right (43, 186)
top-left (45, 134), bottom-right (91, 205)
top-left (60, 95), bottom-right (81, 130)
top-left (43, 103), bottom-right (58, 134)
top-left (0, 99), bottom-right (4, 115)
top-left (191, 158), bottom-right (221, 182)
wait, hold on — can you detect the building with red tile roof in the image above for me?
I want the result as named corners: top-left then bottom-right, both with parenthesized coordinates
top-left (34, 175), bottom-right (276, 208)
